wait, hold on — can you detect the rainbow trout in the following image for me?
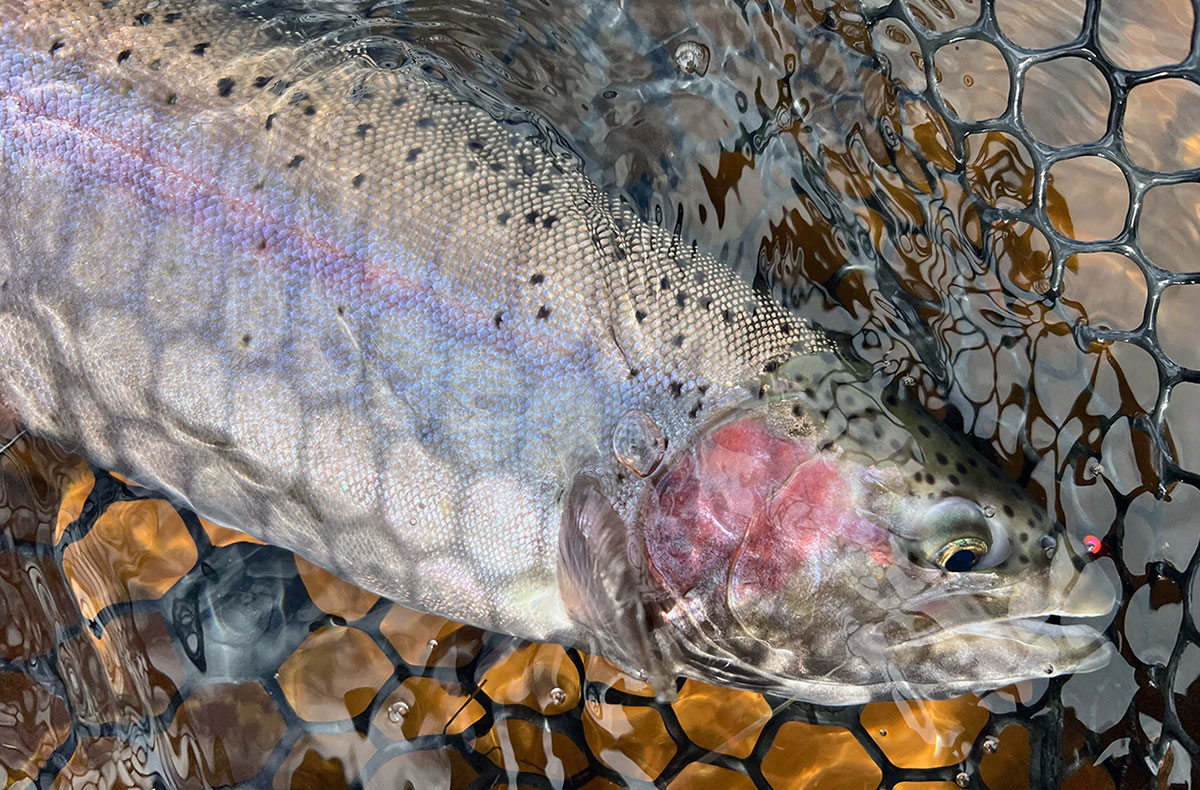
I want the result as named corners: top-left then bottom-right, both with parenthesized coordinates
top-left (0, 0), bottom-right (1113, 703)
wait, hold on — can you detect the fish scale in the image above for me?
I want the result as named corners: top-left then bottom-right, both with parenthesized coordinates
top-left (0, 1), bottom-right (816, 648)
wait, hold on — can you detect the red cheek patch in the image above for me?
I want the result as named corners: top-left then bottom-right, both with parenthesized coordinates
top-left (729, 457), bottom-right (895, 601)
top-left (642, 415), bottom-right (817, 597)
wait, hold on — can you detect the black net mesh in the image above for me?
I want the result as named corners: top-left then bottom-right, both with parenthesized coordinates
top-left (2, 0), bottom-right (1200, 787)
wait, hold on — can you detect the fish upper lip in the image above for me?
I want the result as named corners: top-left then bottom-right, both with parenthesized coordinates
top-left (892, 610), bottom-right (1111, 650)
top-left (902, 581), bottom-right (1118, 624)
top-left (951, 614), bottom-right (1106, 639)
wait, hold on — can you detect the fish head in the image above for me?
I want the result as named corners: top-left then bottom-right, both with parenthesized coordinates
top-left (635, 355), bottom-right (1115, 703)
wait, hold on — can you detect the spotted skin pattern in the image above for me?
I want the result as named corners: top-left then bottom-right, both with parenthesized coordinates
top-left (0, 0), bottom-right (821, 648)
top-left (0, 1), bottom-right (1113, 702)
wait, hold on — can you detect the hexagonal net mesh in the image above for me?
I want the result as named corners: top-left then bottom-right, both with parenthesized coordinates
top-left (0, 443), bottom-right (1047, 789)
top-left (1, 0), bottom-right (1199, 788)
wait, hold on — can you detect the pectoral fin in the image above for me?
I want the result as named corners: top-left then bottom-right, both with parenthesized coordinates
top-left (558, 474), bottom-right (672, 696)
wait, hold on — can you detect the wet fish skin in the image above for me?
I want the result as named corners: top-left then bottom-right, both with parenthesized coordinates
top-left (0, 0), bottom-right (1113, 703)
top-left (0, 0), bottom-right (814, 642)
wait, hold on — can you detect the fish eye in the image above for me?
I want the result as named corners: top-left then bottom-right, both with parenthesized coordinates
top-left (918, 497), bottom-right (1011, 572)
top-left (933, 537), bottom-right (988, 572)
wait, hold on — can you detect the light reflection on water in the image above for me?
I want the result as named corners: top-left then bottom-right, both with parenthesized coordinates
top-left (2, 0), bottom-right (1200, 787)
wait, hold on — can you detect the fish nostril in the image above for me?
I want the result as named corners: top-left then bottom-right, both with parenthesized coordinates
top-left (1041, 534), bottom-right (1058, 558)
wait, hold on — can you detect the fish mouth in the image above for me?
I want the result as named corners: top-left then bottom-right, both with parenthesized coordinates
top-left (884, 550), bottom-right (1118, 678)
top-left (878, 608), bottom-right (1115, 688)
top-left (950, 614), bottom-right (1106, 641)
top-left (900, 611), bottom-right (1110, 651)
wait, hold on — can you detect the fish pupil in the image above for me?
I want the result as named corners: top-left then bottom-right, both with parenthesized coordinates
top-left (943, 549), bottom-right (979, 572)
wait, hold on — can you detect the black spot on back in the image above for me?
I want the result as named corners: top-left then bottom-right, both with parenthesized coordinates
top-left (356, 123), bottom-right (372, 138)
top-left (535, 305), bottom-right (551, 320)
top-left (406, 148), bottom-right (421, 162)
top-left (133, 12), bottom-right (153, 25)
top-left (116, 48), bottom-right (132, 64)
top-left (287, 155), bottom-right (304, 168)
top-left (216, 77), bottom-right (234, 97)
top-left (192, 42), bottom-right (210, 56)
top-left (351, 173), bottom-right (365, 188)
top-left (529, 273), bottom-right (545, 285)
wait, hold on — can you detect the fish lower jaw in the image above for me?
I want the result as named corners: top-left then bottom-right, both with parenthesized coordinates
top-left (889, 612), bottom-right (1115, 678)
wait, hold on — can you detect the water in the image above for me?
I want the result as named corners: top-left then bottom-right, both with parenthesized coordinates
top-left (2, 0), bottom-right (1199, 786)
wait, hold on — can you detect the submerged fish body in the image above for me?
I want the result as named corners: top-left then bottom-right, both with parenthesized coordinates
top-left (0, 0), bottom-right (1112, 702)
